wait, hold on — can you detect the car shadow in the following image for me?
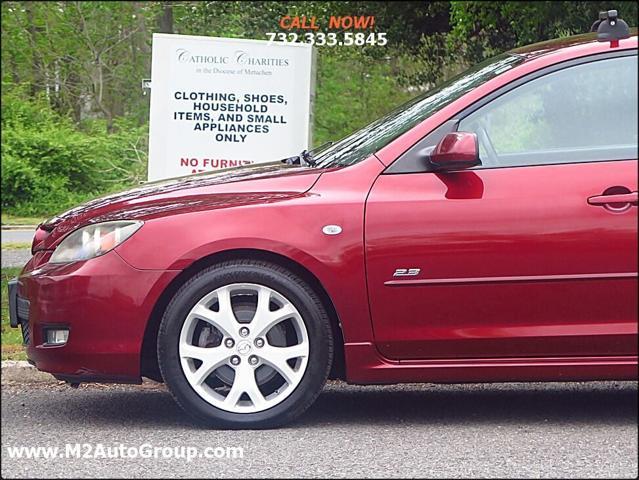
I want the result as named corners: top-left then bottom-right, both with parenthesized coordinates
top-left (25, 381), bottom-right (638, 430)
top-left (299, 381), bottom-right (638, 428)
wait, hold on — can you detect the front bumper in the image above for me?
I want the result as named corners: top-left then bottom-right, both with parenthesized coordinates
top-left (10, 250), bottom-right (178, 383)
top-left (7, 279), bottom-right (31, 344)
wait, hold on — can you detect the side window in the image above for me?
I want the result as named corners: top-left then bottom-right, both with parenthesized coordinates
top-left (459, 55), bottom-right (638, 168)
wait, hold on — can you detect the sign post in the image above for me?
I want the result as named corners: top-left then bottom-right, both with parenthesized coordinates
top-left (148, 33), bottom-right (314, 181)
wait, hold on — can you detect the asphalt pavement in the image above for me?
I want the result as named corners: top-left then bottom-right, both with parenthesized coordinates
top-left (1, 249), bottom-right (32, 268)
top-left (1, 380), bottom-right (637, 478)
top-left (1, 230), bottom-right (35, 244)
top-left (1, 229), bottom-right (34, 268)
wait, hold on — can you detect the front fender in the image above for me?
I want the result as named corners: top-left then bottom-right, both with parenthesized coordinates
top-left (115, 158), bottom-right (383, 344)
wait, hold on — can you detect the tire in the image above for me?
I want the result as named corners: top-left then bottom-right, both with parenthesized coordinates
top-left (158, 259), bottom-right (333, 429)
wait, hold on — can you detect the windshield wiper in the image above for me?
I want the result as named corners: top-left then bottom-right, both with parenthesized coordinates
top-left (282, 141), bottom-right (334, 167)
top-left (282, 149), bottom-right (314, 166)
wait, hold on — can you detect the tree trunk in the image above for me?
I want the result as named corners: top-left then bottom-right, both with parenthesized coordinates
top-left (25, 2), bottom-right (44, 95)
top-left (158, 3), bottom-right (173, 34)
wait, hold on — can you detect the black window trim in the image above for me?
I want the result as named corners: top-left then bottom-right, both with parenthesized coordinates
top-left (384, 49), bottom-right (637, 174)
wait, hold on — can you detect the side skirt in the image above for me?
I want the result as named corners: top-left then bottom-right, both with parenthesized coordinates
top-left (344, 342), bottom-right (638, 384)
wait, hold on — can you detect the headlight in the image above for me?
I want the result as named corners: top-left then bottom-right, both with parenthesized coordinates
top-left (49, 221), bottom-right (143, 264)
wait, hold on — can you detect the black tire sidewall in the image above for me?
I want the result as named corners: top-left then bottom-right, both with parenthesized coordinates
top-left (158, 261), bottom-right (332, 429)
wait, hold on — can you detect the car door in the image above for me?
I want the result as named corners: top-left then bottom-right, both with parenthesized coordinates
top-left (365, 53), bottom-right (638, 360)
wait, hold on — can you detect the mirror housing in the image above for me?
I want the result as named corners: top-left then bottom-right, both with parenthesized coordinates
top-left (428, 132), bottom-right (481, 172)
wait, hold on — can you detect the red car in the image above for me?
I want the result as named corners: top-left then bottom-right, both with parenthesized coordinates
top-left (9, 25), bottom-right (638, 429)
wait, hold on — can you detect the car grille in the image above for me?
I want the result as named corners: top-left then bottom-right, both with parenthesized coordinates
top-left (16, 296), bottom-right (30, 345)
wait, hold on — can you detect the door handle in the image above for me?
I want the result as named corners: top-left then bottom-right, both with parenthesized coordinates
top-left (587, 192), bottom-right (638, 206)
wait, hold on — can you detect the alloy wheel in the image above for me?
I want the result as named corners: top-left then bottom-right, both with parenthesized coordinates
top-left (178, 283), bottom-right (309, 413)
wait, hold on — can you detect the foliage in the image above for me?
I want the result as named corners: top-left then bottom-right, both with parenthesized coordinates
top-left (450, 1), bottom-right (638, 61)
top-left (1, 1), bottom-right (154, 126)
top-left (0, 214), bottom-right (46, 226)
top-left (1, 1), bottom-right (637, 215)
top-left (314, 50), bottom-right (414, 145)
top-left (169, 1), bottom-right (451, 49)
top-left (1, 84), bottom-right (147, 215)
top-left (1, 242), bottom-right (31, 250)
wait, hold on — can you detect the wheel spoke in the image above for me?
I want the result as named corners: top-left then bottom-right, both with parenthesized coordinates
top-left (180, 344), bottom-right (210, 362)
top-left (242, 369), bottom-right (267, 410)
top-left (224, 376), bottom-right (244, 408)
top-left (224, 364), bottom-right (266, 409)
top-left (252, 303), bottom-right (297, 338)
top-left (189, 297), bottom-right (237, 338)
top-left (181, 345), bottom-right (230, 385)
top-left (254, 285), bottom-right (271, 318)
top-left (216, 286), bottom-right (234, 318)
top-left (190, 362), bottom-right (217, 386)
top-left (260, 343), bottom-right (307, 385)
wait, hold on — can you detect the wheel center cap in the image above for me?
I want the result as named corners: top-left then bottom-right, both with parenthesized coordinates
top-left (236, 340), bottom-right (252, 356)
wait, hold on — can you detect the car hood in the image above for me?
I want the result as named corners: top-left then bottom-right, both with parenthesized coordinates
top-left (32, 161), bottom-right (325, 252)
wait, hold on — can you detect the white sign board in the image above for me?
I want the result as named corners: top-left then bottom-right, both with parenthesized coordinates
top-left (148, 33), bottom-right (314, 181)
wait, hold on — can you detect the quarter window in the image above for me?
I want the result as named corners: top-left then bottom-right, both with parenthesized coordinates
top-left (459, 55), bottom-right (638, 168)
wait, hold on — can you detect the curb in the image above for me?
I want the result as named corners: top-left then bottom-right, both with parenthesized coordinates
top-left (1, 360), bottom-right (56, 384)
top-left (1, 361), bottom-right (165, 388)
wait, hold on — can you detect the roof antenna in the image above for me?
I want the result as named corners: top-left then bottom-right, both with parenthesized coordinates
top-left (596, 10), bottom-right (630, 46)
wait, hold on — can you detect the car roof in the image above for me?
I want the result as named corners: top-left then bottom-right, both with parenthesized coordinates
top-left (509, 29), bottom-right (638, 61)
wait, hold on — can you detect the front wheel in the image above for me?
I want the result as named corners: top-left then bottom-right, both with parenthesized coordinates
top-left (158, 260), bottom-right (333, 429)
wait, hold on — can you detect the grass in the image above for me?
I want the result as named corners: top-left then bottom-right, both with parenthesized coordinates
top-left (1, 267), bottom-right (26, 360)
top-left (1, 213), bottom-right (46, 226)
top-left (2, 242), bottom-right (31, 250)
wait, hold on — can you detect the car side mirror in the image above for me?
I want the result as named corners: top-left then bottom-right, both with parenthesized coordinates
top-left (428, 132), bottom-right (481, 172)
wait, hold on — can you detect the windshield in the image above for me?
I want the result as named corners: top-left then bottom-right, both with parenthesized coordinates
top-left (312, 53), bottom-right (524, 168)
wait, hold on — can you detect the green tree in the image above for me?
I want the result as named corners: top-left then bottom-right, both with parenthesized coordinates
top-left (2, 1), bottom-right (637, 216)
top-left (450, 1), bottom-right (638, 61)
